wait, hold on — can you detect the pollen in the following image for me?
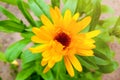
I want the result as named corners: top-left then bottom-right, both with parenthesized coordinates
top-left (54, 32), bottom-right (71, 48)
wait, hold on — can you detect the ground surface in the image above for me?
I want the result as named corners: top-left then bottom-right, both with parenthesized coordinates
top-left (0, 0), bottom-right (120, 80)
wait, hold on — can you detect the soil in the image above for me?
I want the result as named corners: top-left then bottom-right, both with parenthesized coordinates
top-left (0, 0), bottom-right (120, 80)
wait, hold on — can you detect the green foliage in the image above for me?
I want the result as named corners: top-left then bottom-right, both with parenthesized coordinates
top-left (17, 0), bottom-right (36, 26)
top-left (0, 52), bottom-right (7, 62)
top-left (0, 0), bottom-right (17, 5)
top-left (5, 39), bottom-right (30, 62)
top-left (110, 16), bottom-right (120, 39)
top-left (51, 0), bottom-right (60, 8)
top-left (77, 56), bottom-right (99, 70)
top-left (101, 5), bottom-right (114, 14)
top-left (28, 0), bottom-right (51, 19)
top-left (89, 0), bottom-right (101, 31)
top-left (0, 0), bottom-right (119, 80)
top-left (21, 50), bottom-right (41, 69)
top-left (35, 61), bottom-right (55, 80)
top-left (16, 66), bottom-right (35, 80)
top-left (98, 61), bottom-right (118, 73)
top-left (62, 0), bottom-right (78, 15)
top-left (0, 6), bottom-right (19, 22)
top-left (28, 0), bottom-right (44, 18)
top-left (0, 20), bottom-right (25, 32)
top-left (76, 0), bottom-right (93, 15)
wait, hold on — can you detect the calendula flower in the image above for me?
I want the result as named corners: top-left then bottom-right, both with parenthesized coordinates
top-left (29, 7), bottom-right (100, 77)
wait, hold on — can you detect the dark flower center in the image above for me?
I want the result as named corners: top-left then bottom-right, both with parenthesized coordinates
top-left (54, 32), bottom-right (71, 48)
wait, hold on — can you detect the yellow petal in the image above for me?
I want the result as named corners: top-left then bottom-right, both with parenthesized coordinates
top-left (50, 7), bottom-right (61, 24)
top-left (54, 54), bottom-right (63, 62)
top-left (73, 12), bottom-right (80, 21)
top-left (63, 9), bottom-right (72, 26)
top-left (76, 38), bottom-right (96, 49)
top-left (42, 50), bottom-right (51, 58)
top-left (68, 55), bottom-right (82, 72)
top-left (32, 27), bottom-right (52, 41)
top-left (43, 65), bottom-right (50, 73)
top-left (32, 27), bottom-right (41, 36)
top-left (64, 56), bottom-right (74, 77)
top-left (78, 44), bottom-right (96, 50)
top-left (77, 50), bottom-right (94, 56)
top-left (48, 60), bottom-right (55, 68)
top-left (55, 7), bottom-right (61, 17)
top-left (29, 44), bottom-right (48, 53)
top-left (41, 15), bottom-right (53, 28)
top-left (74, 16), bottom-right (91, 33)
top-left (41, 58), bottom-right (48, 66)
top-left (86, 30), bottom-right (101, 38)
top-left (31, 36), bottom-right (47, 43)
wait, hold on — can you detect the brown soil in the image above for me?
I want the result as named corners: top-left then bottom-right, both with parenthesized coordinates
top-left (0, 0), bottom-right (120, 80)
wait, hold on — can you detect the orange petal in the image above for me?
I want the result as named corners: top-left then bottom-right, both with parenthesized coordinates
top-left (64, 56), bottom-right (74, 77)
top-left (68, 55), bottom-right (82, 72)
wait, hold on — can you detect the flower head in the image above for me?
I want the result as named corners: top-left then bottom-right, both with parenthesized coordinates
top-left (29, 7), bottom-right (100, 77)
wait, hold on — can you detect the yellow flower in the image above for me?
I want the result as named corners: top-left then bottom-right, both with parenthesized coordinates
top-left (29, 7), bottom-right (100, 77)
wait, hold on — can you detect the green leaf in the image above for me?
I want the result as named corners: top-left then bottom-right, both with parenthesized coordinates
top-left (94, 56), bottom-right (109, 65)
top-left (28, 0), bottom-right (51, 20)
top-left (35, 61), bottom-right (55, 80)
top-left (62, 0), bottom-right (67, 4)
top-left (0, 6), bottom-right (19, 22)
top-left (114, 16), bottom-right (120, 28)
top-left (98, 61), bottom-right (118, 73)
top-left (101, 5), bottom-right (114, 14)
top-left (5, 39), bottom-right (30, 62)
top-left (62, 0), bottom-right (78, 15)
top-left (0, 0), bottom-right (29, 8)
top-left (77, 56), bottom-right (99, 70)
top-left (94, 37), bottom-right (114, 60)
top-left (16, 67), bottom-right (34, 80)
top-left (52, 60), bottom-right (66, 80)
top-left (17, 0), bottom-right (36, 26)
top-left (76, 0), bottom-right (93, 15)
top-left (0, 52), bottom-right (7, 62)
top-left (83, 72), bottom-right (102, 80)
top-left (35, 0), bottom-right (51, 19)
top-left (22, 61), bottom-right (35, 70)
top-left (110, 16), bottom-right (120, 38)
top-left (28, 0), bottom-right (44, 18)
top-left (21, 50), bottom-right (41, 64)
top-left (0, 20), bottom-right (25, 32)
top-left (89, 0), bottom-right (101, 31)
top-left (102, 17), bottom-right (117, 28)
top-left (0, 0), bottom-right (17, 5)
top-left (51, 0), bottom-right (60, 8)
top-left (21, 32), bottom-right (34, 39)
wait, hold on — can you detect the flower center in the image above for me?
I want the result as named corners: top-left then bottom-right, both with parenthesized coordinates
top-left (54, 32), bottom-right (71, 48)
